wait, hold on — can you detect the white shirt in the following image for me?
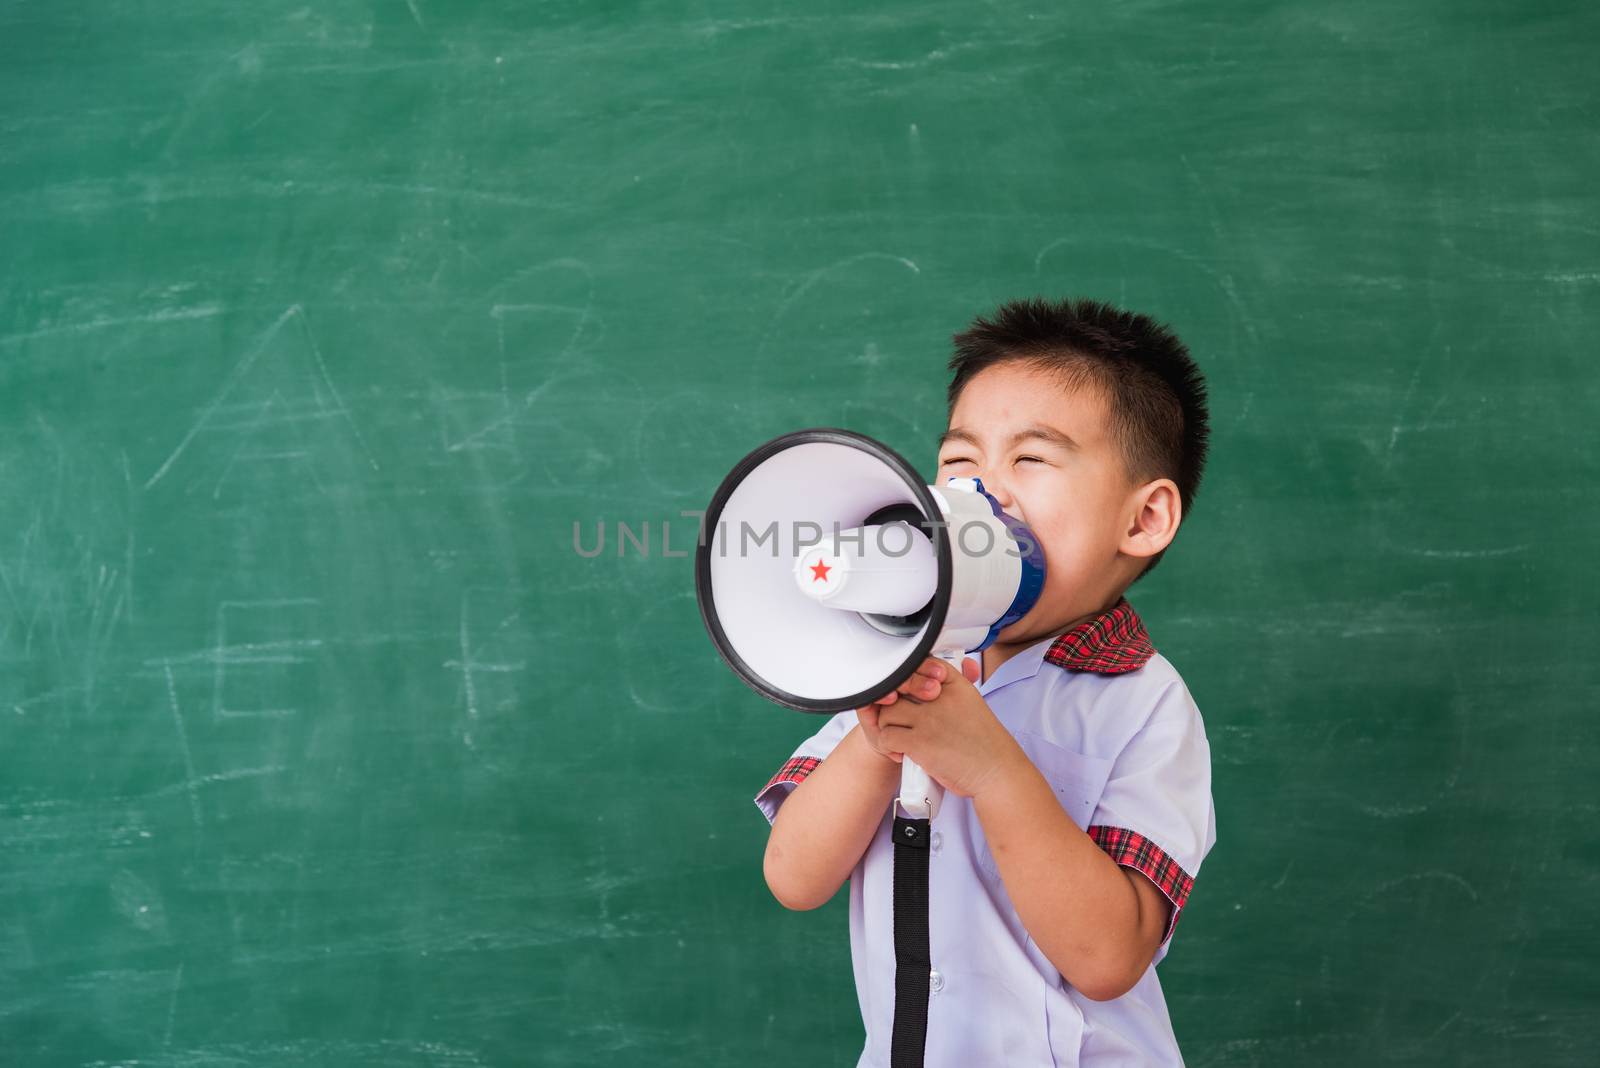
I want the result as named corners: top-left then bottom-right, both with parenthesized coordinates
top-left (753, 598), bottom-right (1216, 1067)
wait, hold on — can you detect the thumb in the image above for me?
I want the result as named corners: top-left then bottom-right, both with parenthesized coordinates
top-left (961, 656), bottom-right (981, 684)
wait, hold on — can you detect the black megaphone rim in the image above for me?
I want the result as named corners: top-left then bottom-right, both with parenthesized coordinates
top-left (694, 427), bottom-right (954, 714)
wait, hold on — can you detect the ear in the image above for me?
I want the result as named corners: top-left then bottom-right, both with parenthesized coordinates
top-left (1119, 478), bottom-right (1181, 562)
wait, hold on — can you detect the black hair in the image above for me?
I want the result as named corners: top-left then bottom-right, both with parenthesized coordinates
top-left (947, 296), bottom-right (1210, 581)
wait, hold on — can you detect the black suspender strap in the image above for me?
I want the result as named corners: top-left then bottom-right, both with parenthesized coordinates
top-left (890, 814), bottom-right (931, 1068)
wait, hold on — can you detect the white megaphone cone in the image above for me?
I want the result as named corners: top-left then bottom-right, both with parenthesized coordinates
top-left (694, 428), bottom-right (1047, 823)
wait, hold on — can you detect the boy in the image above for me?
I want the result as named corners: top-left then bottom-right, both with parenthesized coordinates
top-left (754, 297), bottom-right (1216, 1066)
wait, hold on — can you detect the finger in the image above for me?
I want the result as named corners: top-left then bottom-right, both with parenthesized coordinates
top-left (878, 724), bottom-right (913, 753)
top-left (898, 674), bottom-right (940, 700)
top-left (878, 703), bottom-right (918, 729)
top-left (859, 706), bottom-right (904, 762)
top-left (961, 656), bottom-right (981, 683)
top-left (912, 659), bottom-right (947, 682)
top-left (856, 704), bottom-right (878, 732)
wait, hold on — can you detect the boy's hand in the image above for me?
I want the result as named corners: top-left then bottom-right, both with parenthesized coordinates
top-left (871, 655), bottom-right (1022, 799)
top-left (855, 656), bottom-right (984, 767)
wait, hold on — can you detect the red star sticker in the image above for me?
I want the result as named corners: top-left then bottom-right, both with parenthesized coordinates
top-left (809, 558), bottom-right (832, 582)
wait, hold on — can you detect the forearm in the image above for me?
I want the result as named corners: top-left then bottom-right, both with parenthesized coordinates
top-left (764, 725), bottom-right (902, 910)
top-left (972, 749), bottom-right (1143, 998)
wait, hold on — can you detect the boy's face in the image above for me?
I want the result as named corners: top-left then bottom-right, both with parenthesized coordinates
top-left (937, 360), bottom-right (1167, 642)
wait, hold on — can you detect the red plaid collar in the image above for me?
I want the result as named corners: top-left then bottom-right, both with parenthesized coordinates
top-left (1042, 597), bottom-right (1155, 675)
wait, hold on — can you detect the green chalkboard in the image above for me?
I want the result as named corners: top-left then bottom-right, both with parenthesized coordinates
top-left (2, 1), bottom-right (1596, 1064)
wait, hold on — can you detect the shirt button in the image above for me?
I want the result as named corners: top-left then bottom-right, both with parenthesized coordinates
top-left (929, 968), bottom-right (945, 994)
top-left (930, 831), bottom-right (943, 854)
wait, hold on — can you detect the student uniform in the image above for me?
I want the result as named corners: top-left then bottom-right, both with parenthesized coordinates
top-left (754, 597), bottom-right (1215, 1068)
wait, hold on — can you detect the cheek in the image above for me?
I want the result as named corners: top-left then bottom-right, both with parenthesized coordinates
top-left (1011, 476), bottom-right (1112, 571)
top-left (1018, 510), bottom-right (1074, 568)
top-left (1021, 508), bottom-right (1099, 583)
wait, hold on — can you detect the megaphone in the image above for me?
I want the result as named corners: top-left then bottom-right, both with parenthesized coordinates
top-left (695, 428), bottom-right (1047, 822)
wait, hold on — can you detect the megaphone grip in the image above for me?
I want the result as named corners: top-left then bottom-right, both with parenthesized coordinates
top-left (894, 650), bottom-right (970, 821)
top-left (897, 759), bottom-right (940, 822)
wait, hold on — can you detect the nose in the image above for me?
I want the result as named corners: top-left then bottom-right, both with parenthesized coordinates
top-left (976, 470), bottom-right (1019, 517)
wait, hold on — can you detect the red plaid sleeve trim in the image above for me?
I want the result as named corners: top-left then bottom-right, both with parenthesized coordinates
top-left (1043, 597), bottom-right (1155, 675)
top-left (759, 755), bottom-right (822, 797)
top-left (1088, 824), bottom-right (1194, 945)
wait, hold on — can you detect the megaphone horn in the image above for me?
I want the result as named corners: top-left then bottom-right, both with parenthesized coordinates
top-left (695, 428), bottom-right (1046, 822)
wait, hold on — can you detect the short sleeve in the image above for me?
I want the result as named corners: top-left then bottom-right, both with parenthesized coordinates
top-left (1086, 681), bottom-right (1215, 957)
top-left (752, 709), bottom-right (859, 827)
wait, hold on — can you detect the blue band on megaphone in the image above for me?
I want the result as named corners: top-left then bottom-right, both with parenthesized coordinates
top-left (966, 477), bottom-right (1049, 652)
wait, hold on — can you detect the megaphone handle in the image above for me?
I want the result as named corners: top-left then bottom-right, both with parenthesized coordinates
top-left (895, 649), bottom-right (970, 822)
top-left (897, 758), bottom-right (939, 822)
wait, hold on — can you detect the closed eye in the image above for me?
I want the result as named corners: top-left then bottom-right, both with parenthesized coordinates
top-left (939, 456), bottom-right (1045, 466)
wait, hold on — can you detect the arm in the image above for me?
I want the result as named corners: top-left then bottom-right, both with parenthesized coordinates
top-left (763, 724), bottom-right (902, 911)
top-left (972, 748), bottom-right (1170, 1001)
